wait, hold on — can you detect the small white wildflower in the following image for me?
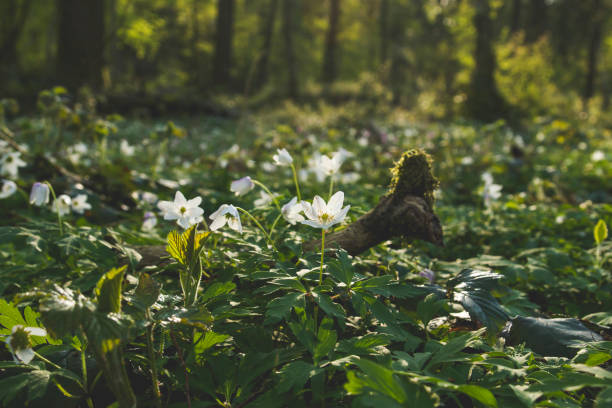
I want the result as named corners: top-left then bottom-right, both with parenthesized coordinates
top-left (281, 197), bottom-right (305, 225)
top-left (5, 325), bottom-right (47, 364)
top-left (230, 176), bottom-right (255, 196)
top-left (209, 204), bottom-right (242, 233)
top-left (591, 150), bottom-right (605, 162)
top-left (120, 139), bottom-right (135, 156)
top-left (29, 182), bottom-right (50, 206)
top-left (157, 191), bottom-right (204, 229)
top-left (0, 151), bottom-right (26, 178)
top-left (71, 194), bottom-right (92, 214)
top-left (254, 191), bottom-right (277, 208)
top-left (53, 194), bottom-right (72, 216)
top-left (0, 180), bottom-right (17, 199)
top-left (300, 191), bottom-right (350, 230)
top-left (273, 148), bottom-right (293, 166)
top-left (142, 211), bottom-right (158, 231)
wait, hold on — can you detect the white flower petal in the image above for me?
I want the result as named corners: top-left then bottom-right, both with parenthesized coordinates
top-left (327, 191), bottom-right (344, 214)
top-left (209, 215), bottom-right (227, 231)
top-left (15, 347), bottom-right (35, 364)
top-left (24, 327), bottom-right (46, 337)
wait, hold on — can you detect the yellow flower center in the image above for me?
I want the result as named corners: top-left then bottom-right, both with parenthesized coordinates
top-left (180, 206), bottom-right (186, 214)
top-left (320, 213), bottom-right (331, 222)
top-left (9, 327), bottom-right (30, 351)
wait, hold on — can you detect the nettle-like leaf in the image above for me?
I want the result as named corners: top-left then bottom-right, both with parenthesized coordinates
top-left (166, 226), bottom-right (209, 266)
top-left (447, 269), bottom-right (509, 334)
top-left (133, 272), bottom-right (161, 309)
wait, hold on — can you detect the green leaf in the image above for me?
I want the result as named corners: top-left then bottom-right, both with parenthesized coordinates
top-left (95, 265), bottom-right (127, 314)
top-left (596, 388), bottom-right (612, 408)
top-left (425, 328), bottom-right (486, 370)
top-left (133, 272), bottom-right (161, 309)
top-left (194, 331), bottom-right (231, 355)
top-left (327, 249), bottom-right (354, 286)
top-left (583, 312), bottom-right (612, 326)
top-left (510, 384), bottom-right (542, 408)
top-left (506, 317), bottom-right (603, 357)
top-left (312, 291), bottom-right (346, 325)
top-left (314, 317), bottom-right (337, 363)
top-left (416, 293), bottom-right (446, 327)
top-left (166, 226), bottom-right (209, 265)
top-left (265, 292), bottom-right (306, 324)
top-left (276, 361), bottom-right (323, 393)
top-left (347, 358), bottom-right (408, 404)
top-left (200, 281), bottom-right (236, 303)
top-left (457, 385), bottom-right (497, 407)
top-left (594, 219), bottom-right (608, 245)
top-left (0, 370), bottom-right (51, 405)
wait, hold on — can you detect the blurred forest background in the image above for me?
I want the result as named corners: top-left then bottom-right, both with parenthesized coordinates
top-left (1, 0), bottom-right (611, 123)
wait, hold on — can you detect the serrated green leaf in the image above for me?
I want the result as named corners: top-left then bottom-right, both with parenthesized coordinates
top-left (596, 388), bottom-right (612, 408)
top-left (134, 273), bottom-right (161, 309)
top-left (312, 291), bottom-right (345, 324)
top-left (276, 361), bottom-right (323, 393)
top-left (265, 292), bottom-right (306, 324)
top-left (194, 331), bottom-right (231, 355)
top-left (314, 317), bottom-right (337, 363)
top-left (347, 358), bottom-right (408, 404)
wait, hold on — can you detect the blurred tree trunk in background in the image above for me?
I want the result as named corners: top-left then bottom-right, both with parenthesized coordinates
top-left (524, 0), bottom-right (547, 43)
top-left (56, 0), bottom-right (105, 90)
top-left (282, 0), bottom-right (299, 99)
top-left (510, 0), bottom-right (522, 33)
top-left (253, 0), bottom-right (279, 90)
top-left (583, 0), bottom-right (605, 105)
top-left (322, 0), bottom-right (341, 84)
top-left (466, 0), bottom-right (506, 121)
top-left (379, 0), bottom-right (390, 64)
top-left (0, 0), bottom-right (33, 90)
top-left (212, 0), bottom-right (235, 88)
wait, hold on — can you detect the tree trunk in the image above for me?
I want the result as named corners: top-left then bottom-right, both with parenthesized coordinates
top-left (379, 0), bottom-right (390, 64)
top-left (212, 0), bottom-right (235, 88)
top-left (56, 0), bottom-right (105, 90)
top-left (322, 0), bottom-right (341, 84)
top-left (253, 0), bottom-right (279, 89)
top-left (282, 0), bottom-right (299, 99)
top-left (0, 0), bottom-right (33, 89)
top-left (466, 0), bottom-right (506, 122)
top-left (510, 0), bottom-right (522, 33)
top-left (524, 0), bottom-right (547, 43)
top-left (583, 0), bottom-right (604, 105)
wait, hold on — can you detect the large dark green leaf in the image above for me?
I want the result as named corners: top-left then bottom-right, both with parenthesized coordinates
top-left (505, 316), bottom-right (603, 357)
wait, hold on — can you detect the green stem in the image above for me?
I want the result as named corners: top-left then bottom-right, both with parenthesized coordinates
top-left (269, 213), bottom-right (283, 237)
top-left (34, 351), bottom-right (62, 370)
top-left (80, 342), bottom-right (95, 408)
top-left (237, 207), bottom-right (277, 251)
top-left (319, 229), bottom-right (326, 286)
top-left (328, 177), bottom-right (334, 200)
top-left (45, 181), bottom-right (63, 236)
top-left (290, 163), bottom-right (302, 201)
top-left (146, 315), bottom-right (162, 408)
top-left (252, 179), bottom-right (282, 213)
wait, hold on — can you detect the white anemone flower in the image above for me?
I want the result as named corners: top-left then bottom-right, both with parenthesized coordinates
top-left (0, 151), bottom-right (26, 178)
top-left (29, 182), bottom-right (50, 206)
top-left (482, 172), bottom-right (502, 207)
top-left (319, 153), bottom-right (343, 177)
top-left (53, 194), bottom-right (72, 216)
top-left (0, 180), bottom-right (17, 199)
top-left (5, 325), bottom-right (47, 364)
top-left (120, 139), bottom-right (135, 156)
top-left (209, 204), bottom-right (243, 233)
top-left (71, 194), bottom-right (91, 214)
top-left (157, 191), bottom-right (204, 229)
top-left (142, 211), bottom-right (157, 231)
top-left (254, 191), bottom-right (278, 208)
top-left (281, 197), bottom-right (305, 225)
top-left (591, 150), bottom-right (605, 162)
top-left (230, 176), bottom-right (255, 196)
top-left (273, 148), bottom-right (293, 166)
top-left (300, 191), bottom-right (350, 230)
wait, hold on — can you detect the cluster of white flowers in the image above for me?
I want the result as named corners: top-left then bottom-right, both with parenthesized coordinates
top-left (482, 172), bottom-right (502, 208)
top-left (28, 182), bottom-right (92, 215)
top-left (0, 151), bottom-right (26, 179)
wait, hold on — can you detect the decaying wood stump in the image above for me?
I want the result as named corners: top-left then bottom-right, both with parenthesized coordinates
top-left (303, 149), bottom-right (443, 255)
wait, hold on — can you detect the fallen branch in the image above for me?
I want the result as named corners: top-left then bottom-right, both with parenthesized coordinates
top-left (303, 149), bottom-right (443, 255)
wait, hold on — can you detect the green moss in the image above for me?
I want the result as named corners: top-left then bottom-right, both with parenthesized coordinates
top-left (387, 149), bottom-right (439, 206)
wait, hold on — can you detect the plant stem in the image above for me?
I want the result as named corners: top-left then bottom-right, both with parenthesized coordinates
top-left (79, 341), bottom-right (95, 408)
top-left (34, 351), bottom-right (62, 370)
top-left (170, 331), bottom-right (191, 408)
top-left (237, 207), bottom-right (277, 250)
top-left (269, 213), bottom-right (283, 237)
top-left (45, 181), bottom-right (63, 236)
top-left (290, 163), bottom-right (302, 201)
top-left (146, 315), bottom-right (162, 408)
top-left (252, 179), bottom-right (281, 213)
top-left (328, 177), bottom-right (334, 200)
top-left (319, 229), bottom-right (326, 286)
